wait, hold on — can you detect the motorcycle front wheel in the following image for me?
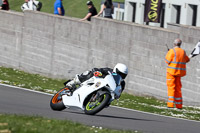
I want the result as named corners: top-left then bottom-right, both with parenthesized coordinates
top-left (50, 88), bottom-right (68, 111)
top-left (84, 91), bottom-right (111, 115)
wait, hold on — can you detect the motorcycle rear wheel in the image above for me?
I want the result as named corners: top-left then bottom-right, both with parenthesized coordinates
top-left (50, 88), bottom-right (68, 111)
top-left (84, 91), bottom-right (111, 115)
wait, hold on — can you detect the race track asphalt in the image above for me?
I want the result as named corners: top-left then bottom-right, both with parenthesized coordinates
top-left (0, 84), bottom-right (200, 133)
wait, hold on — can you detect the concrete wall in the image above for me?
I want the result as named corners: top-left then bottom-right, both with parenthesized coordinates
top-left (0, 11), bottom-right (23, 69)
top-left (0, 10), bottom-right (200, 105)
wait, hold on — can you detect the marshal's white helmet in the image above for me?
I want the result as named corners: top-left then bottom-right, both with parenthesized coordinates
top-left (113, 63), bottom-right (128, 79)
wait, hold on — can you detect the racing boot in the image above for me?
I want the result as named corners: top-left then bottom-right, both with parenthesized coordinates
top-left (64, 75), bottom-right (81, 92)
top-left (60, 89), bottom-right (72, 96)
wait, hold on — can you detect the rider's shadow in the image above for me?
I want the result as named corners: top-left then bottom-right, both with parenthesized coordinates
top-left (95, 114), bottom-right (155, 122)
top-left (63, 109), bottom-right (160, 122)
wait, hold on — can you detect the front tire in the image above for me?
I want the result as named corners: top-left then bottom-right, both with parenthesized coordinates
top-left (50, 88), bottom-right (68, 111)
top-left (84, 91), bottom-right (111, 115)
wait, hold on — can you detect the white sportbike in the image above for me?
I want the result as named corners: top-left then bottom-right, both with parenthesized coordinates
top-left (50, 72), bottom-right (123, 115)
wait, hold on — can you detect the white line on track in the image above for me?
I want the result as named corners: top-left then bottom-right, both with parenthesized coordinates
top-left (0, 83), bottom-right (200, 123)
top-left (0, 83), bottom-right (53, 96)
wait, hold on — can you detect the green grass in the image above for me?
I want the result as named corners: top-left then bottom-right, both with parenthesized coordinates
top-left (0, 66), bottom-right (200, 121)
top-left (0, 67), bottom-right (66, 93)
top-left (112, 94), bottom-right (200, 121)
top-left (0, 114), bottom-right (137, 133)
top-left (9, 0), bottom-right (125, 18)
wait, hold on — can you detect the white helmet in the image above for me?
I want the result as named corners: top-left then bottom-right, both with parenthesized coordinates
top-left (113, 63), bottom-right (128, 79)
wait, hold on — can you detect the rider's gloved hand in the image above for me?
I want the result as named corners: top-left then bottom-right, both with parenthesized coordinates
top-left (93, 71), bottom-right (103, 77)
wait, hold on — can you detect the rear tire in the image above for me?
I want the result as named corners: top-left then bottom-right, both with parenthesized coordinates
top-left (84, 91), bottom-right (111, 115)
top-left (50, 88), bottom-right (67, 111)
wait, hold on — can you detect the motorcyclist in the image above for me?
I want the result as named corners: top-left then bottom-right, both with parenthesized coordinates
top-left (64, 63), bottom-right (128, 93)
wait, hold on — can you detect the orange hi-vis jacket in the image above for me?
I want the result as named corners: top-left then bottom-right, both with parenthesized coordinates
top-left (165, 47), bottom-right (190, 77)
